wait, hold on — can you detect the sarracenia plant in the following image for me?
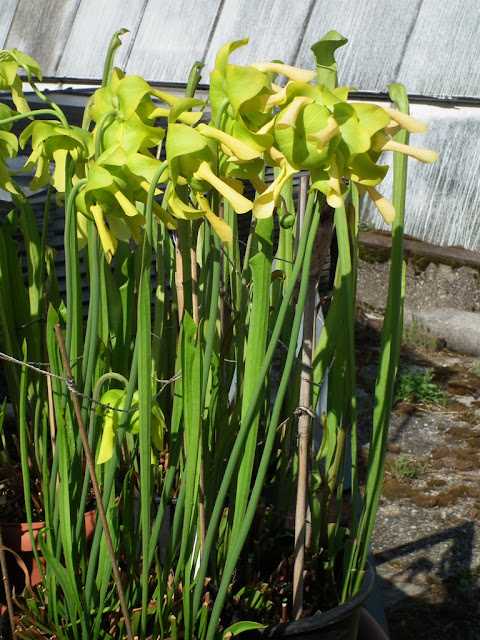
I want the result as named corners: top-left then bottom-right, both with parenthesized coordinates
top-left (0, 29), bottom-right (438, 639)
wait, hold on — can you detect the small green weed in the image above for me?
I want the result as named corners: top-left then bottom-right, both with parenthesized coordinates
top-left (388, 453), bottom-right (425, 480)
top-left (471, 360), bottom-right (480, 376)
top-left (453, 563), bottom-right (480, 588)
top-left (359, 221), bottom-right (377, 233)
top-left (403, 318), bottom-right (445, 352)
top-left (393, 367), bottom-right (447, 407)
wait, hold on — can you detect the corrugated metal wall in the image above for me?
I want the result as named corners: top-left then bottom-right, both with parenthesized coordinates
top-left (2, 0), bottom-right (479, 250)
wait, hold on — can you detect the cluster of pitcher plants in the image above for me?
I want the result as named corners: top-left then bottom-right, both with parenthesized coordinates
top-left (0, 29), bottom-right (437, 639)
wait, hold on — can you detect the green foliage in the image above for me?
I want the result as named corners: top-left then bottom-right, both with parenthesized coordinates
top-left (403, 317), bottom-right (445, 352)
top-left (394, 367), bottom-right (447, 406)
top-left (0, 29), bottom-right (439, 640)
top-left (388, 453), bottom-right (425, 480)
top-left (453, 563), bottom-right (480, 588)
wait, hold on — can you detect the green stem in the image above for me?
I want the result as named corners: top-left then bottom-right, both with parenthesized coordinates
top-left (76, 371), bottom-right (128, 543)
top-left (6, 49), bottom-right (70, 128)
top-left (192, 192), bottom-right (317, 628)
top-left (335, 201), bottom-right (358, 534)
top-left (81, 95), bottom-right (95, 130)
top-left (19, 346), bottom-right (46, 584)
top-left (64, 174), bottom-right (87, 387)
top-left (101, 28), bottom-right (129, 87)
top-left (94, 109), bottom-right (116, 159)
top-left (346, 84), bottom-right (409, 598)
top-left (185, 61), bottom-right (205, 98)
top-left (81, 222), bottom-right (101, 420)
top-left (138, 159), bottom-right (168, 638)
top-left (84, 342), bottom-right (138, 603)
top-left (204, 195), bottom-right (323, 640)
top-left (0, 108), bottom-right (64, 127)
top-left (54, 326), bottom-right (134, 640)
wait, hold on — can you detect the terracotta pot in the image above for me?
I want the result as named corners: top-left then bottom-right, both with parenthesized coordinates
top-left (0, 519), bottom-right (47, 596)
top-left (0, 509), bottom-right (96, 616)
top-left (132, 493), bottom-right (177, 563)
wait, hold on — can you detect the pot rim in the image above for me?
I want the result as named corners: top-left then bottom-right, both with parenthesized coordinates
top-left (254, 561), bottom-right (375, 637)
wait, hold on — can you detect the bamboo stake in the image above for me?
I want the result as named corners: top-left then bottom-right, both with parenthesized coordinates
top-left (54, 325), bottom-right (134, 640)
top-left (292, 195), bottom-right (335, 620)
top-left (292, 286), bottom-right (315, 619)
top-left (191, 224), bottom-right (206, 552)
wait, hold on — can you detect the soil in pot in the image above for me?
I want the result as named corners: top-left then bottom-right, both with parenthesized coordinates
top-left (213, 503), bottom-right (376, 639)
top-left (242, 561), bottom-right (376, 640)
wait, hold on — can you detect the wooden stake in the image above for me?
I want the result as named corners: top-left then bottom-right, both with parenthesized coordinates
top-left (292, 193), bottom-right (335, 620)
top-left (54, 325), bottom-right (134, 640)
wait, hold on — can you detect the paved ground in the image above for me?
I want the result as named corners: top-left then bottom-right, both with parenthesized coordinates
top-left (356, 243), bottom-right (480, 639)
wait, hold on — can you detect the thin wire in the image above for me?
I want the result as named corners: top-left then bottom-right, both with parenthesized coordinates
top-left (0, 228), bottom-right (329, 410)
top-left (232, 232), bottom-right (296, 265)
top-left (0, 349), bottom-right (181, 414)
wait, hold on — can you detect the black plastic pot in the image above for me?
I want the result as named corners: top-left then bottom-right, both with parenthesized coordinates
top-left (245, 562), bottom-right (375, 640)
top-left (132, 493), bottom-right (177, 562)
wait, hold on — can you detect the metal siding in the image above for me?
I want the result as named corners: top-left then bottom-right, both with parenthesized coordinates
top-left (297, 0), bottom-right (424, 94)
top-left (203, 0), bottom-right (314, 75)
top-left (125, 0), bottom-right (223, 83)
top-left (396, 0), bottom-right (480, 98)
top-left (2, 0), bottom-right (479, 251)
top-left (0, 0), bottom-right (20, 47)
top-left (3, 0), bottom-right (480, 98)
top-left (4, 0), bottom-right (81, 76)
top-left (55, 0), bottom-right (148, 79)
top-left (361, 104), bottom-right (480, 252)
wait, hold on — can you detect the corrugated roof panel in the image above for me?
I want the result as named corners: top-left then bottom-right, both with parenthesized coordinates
top-left (361, 104), bottom-right (480, 252)
top-left (125, 0), bottom-right (223, 83)
top-left (0, 0), bottom-right (19, 47)
top-left (3, 0), bottom-right (480, 101)
top-left (396, 0), bottom-right (480, 98)
top-left (297, 0), bottom-right (423, 94)
top-left (4, 0), bottom-right (81, 76)
top-left (1, 0), bottom-right (478, 253)
top-left (203, 0), bottom-right (314, 74)
top-left (55, 0), bottom-right (147, 79)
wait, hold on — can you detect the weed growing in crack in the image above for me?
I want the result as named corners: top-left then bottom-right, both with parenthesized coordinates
top-left (403, 318), bottom-right (445, 352)
top-left (388, 453), bottom-right (425, 481)
top-left (453, 563), bottom-right (480, 588)
top-left (394, 367), bottom-right (447, 407)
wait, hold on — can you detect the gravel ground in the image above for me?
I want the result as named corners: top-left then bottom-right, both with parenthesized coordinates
top-left (357, 258), bottom-right (480, 314)
top-left (356, 256), bottom-right (480, 639)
